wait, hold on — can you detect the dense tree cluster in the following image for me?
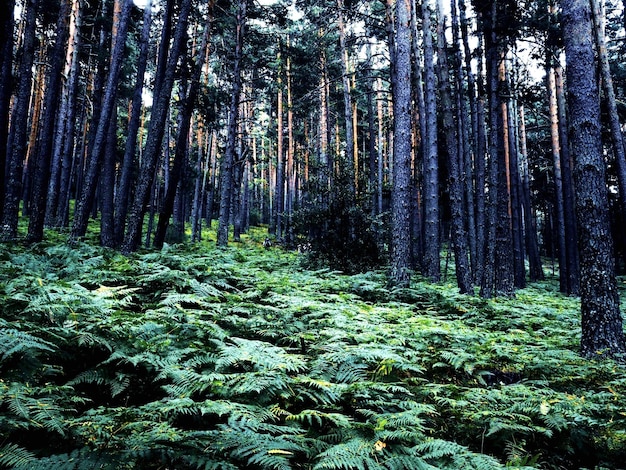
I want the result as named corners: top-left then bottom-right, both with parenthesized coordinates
top-left (1, 0), bottom-right (625, 356)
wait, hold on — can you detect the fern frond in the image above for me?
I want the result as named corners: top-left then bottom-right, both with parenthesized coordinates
top-left (0, 443), bottom-right (36, 469)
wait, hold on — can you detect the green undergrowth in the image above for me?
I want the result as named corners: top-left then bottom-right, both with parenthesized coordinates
top-left (1, 230), bottom-right (625, 469)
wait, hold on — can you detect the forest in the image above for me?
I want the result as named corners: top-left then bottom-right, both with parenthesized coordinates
top-left (1, 0), bottom-right (626, 468)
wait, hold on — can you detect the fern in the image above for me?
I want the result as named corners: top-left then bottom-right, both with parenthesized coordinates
top-left (0, 443), bottom-right (36, 469)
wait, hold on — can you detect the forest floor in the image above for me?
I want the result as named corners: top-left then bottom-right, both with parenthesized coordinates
top-left (1, 226), bottom-right (625, 469)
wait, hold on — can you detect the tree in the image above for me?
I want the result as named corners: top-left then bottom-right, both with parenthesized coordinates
top-left (0, 0), bottom-right (15, 221)
top-left (217, 0), bottom-right (247, 247)
top-left (387, 0), bottom-right (413, 287)
top-left (421, 0), bottom-right (441, 282)
top-left (561, 0), bottom-right (626, 357)
top-left (121, 0), bottom-right (193, 253)
top-left (1, 0), bottom-right (39, 240)
top-left (27, 0), bottom-right (71, 243)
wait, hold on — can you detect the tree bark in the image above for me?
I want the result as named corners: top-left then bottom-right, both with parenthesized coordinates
top-left (388, 0), bottom-right (413, 287)
top-left (562, 0), bottom-right (626, 357)
top-left (27, 0), bottom-right (71, 242)
top-left (0, 0), bottom-right (15, 221)
top-left (421, 0), bottom-right (441, 282)
top-left (121, 0), bottom-right (193, 253)
top-left (154, 9), bottom-right (212, 249)
top-left (217, 0), bottom-right (247, 247)
top-left (114, 0), bottom-right (153, 246)
top-left (436, 0), bottom-right (472, 294)
top-left (70, 0), bottom-right (132, 243)
top-left (1, 0), bottom-right (38, 240)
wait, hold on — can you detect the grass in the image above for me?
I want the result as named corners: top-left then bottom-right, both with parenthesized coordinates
top-left (0, 226), bottom-right (625, 469)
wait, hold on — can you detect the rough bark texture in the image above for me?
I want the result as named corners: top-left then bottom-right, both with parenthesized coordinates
top-left (70, 0), bottom-right (132, 243)
top-left (114, 0), bottom-right (152, 246)
top-left (27, 0), bottom-right (71, 242)
top-left (562, 0), bottom-right (626, 358)
top-left (421, 0), bottom-right (441, 282)
top-left (436, 0), bottom-right (472, 294)
top-left (121, 0), bottom-right (192, 253)
top-left (217, 0), bottom-right (247, 247)
top-left (154, 11), bottom-right (212, 249)
top-left (388, 0), bottom-right (413, 287)
top-left (1, 0), bottom-right (38, 240)
top-left (0, 0), bottom-right (15, 221)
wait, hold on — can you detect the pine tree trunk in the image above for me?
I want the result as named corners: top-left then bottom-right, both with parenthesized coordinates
top-left (273, 55), bottom-right (285, 240)
top-left (554, 64), bottom-right (580, 294)
top-left (217, 0), bottom-right (247, 247)
top-left (562, 0), bottom-right (626, 357)
top-left (388, 0), bottom-right (412, 287)
top-left (121, 0), bottom-right (192, 253)
top-left (114, 0), bottom-right (152, 246)
top-left (421, 0), bottom-right (441, 282)
top-left (336, 0), bottom-right (356, 200)
top-left (1, 0), bottom-right (38, 240)
top-left (100, 107), bottom-right (117, 247)
top-left (590, 0), bottom-right (626, 251)
top-left (154, 12), bottom-right (212, 249)
top-left (27, 0), bottom-right (71, 242)
top-left (547, 65), bottom-right (569, 293)
top-left (518, 105), bottom-right (544, 281)
top-left (436, 0), bottom-right (472, 294)
top-left (70, 0), bottom-right (132, 243)
top-left (0, 0), bottom-right (15, 221)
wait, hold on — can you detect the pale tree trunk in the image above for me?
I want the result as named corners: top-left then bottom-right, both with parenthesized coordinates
top-left (562, 0), bottom-right (625, 357)
top-left (217, 0), bottom-right (247, 247)
top-left (388, 0), bottom-right (412, 287)
top-left (436, 0), bottom-right (472, 293)
top-left (547, 64), bottom-right (569, 293)
top-left (46, 0), bottom-right (81, 227)
top-left (421, 0), bottom-right (441, 282)
top-left (273, 48), bottom-right (285, 239)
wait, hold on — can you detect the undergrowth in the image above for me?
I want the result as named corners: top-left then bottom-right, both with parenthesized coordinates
top-left (1, 228), bottom-right (625, 469)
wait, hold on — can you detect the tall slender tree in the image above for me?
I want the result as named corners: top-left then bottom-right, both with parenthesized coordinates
top-left (388, 0), bottom-right (412, 287)
top-left (421, 0), bottom-right (441, 282)
top-left (562, 0), bottom-right (625, 357)
top-left (217, 0), bottom-right (247, 247)
top-left (0, 0), bottom-right (15, 220)
top-left (1, 0), bottom-right (39, 240)
top-left (27, 0), bottom-right (71, 242)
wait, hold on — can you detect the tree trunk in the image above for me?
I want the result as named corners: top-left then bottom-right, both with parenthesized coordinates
top-left (27, 0), bottom-right (71, 242)
top-left (114, 0), bottom-right (152, 246)
top-left (216, 0), bottom-right (247, 247)
top-left (421, 0), bottom-right (441, 282)
top-left (0, 0), bottom-right (15, 221)
top-left (436, 0), bottom-right (472, 294)
top-left (1, 0), bottom-right (38, 240)
top-left (121, 0), bottom-right (192, 253)
top-left (555, 63), bottom-right (580, 294)
top-left (590, 0), bottom-right (626, 251)
top-left (388, 0), bottom-right (413, 287)
top-left (336, 0), bottom-right (356, 200)
top-left (518, 104), bottom-right (544, 281)
top-left (70, 0), bottom-right (132, 243)
top-left (562, 0), bottom-right (626, 357)
top-left (154, 10), bottom-right (212, 249)
top-left (547, 64), bottom-right (569, 293)
top-left (100, 107), bottom-right (117, 247)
